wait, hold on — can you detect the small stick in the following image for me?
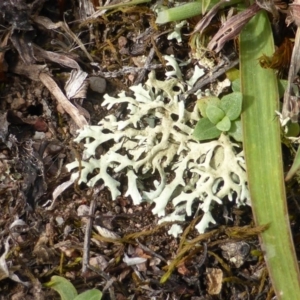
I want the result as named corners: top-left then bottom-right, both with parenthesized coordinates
top-left (39, 72), bottom-right (88, 129)
top-left (82, 197), bottom-right (96, 274)
top-left (133, 47), bottom-right (156, 85)
top-left (187, 58), bottom-right (239, 95)
top-left (135, 238), bottom-right (168, 263)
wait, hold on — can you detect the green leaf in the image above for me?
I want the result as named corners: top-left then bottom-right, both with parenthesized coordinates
top-left (197, 96), bottom-right (220, 117)
top-left (232, 78), bottom-right (241, 92)
top-left (228, 118), bottom-right (243, 142)
top-left (156, 2), bottom-right (202, 24)
top-left (226, 68), bottom-right (240, 82)
top-left (285, 146), bottom-right (300, 181)
top-left (202, 0), bottom-right (211, 15)
top-left (206, 105), bottom-right (225, 124)
top-left (240, 10), bottom-right (300, 299)
top-left (155, 0), bottom-right (241, 24)
top-left (220, 92), bottom-right (242, 120)
top-left (74, 289), bottom-right (102, 300)
top-left (193, 118), bottom-right (221, 141)
top-left (278, 79), bottom-right (288, 99)
top-left (44, 276), bottom-right (78, 300)
top-left (286, 122), bottom-right (300, 137)
top-left (216, 116), bottom-right (231, 131)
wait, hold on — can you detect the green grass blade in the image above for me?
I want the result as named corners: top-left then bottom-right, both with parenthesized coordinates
top-left (240, 10), bottom-right (300, 299)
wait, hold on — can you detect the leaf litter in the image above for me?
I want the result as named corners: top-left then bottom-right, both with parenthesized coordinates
top-left (0, 0), bottom-right (293, 299)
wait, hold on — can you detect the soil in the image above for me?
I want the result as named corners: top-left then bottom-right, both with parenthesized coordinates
top-left (0, 1), bottom-right (299, 299)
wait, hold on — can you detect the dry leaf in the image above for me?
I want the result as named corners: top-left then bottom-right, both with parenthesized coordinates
top-left (206, 268), bottom-right (223, 295)
top-left (123, 254), bottom-right (147, 266)
top-left (65, 69), bottom-right (88, 99)
top-left (208, 4), bottom-right (261, 52)
top-left (94, 225), bottom-right (121, 239)
top-left (177, 261), bottom-right (191, 276)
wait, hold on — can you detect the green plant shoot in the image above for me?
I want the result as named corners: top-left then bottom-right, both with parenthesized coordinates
top-left (193, 92), bottom-right (243, 141)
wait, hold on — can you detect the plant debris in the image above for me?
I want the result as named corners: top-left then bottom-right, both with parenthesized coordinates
top-left (0, 0), bottom-right (299, 299)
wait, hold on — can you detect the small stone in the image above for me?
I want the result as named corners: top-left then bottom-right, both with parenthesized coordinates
top-left (132, 55), bottom-right (147, 68)
top-left (45, 132), bottom-right (52, 139)
top-left (77, 204), bottom-right (90, 217)
top-left (34, 87), bottom-right (42, 98)
top-left (55, 216), bottom-right (64, 226)
top-left (33, 132), bottom-right (46, 140)
top-left (11, 97), bottom-right (26, 110)
top-left (47, 143), bottom-right (63, 155)
top-left (89, 77), bottom-right (106, 94)
top-left (118, 36), bottom-right (128, 48)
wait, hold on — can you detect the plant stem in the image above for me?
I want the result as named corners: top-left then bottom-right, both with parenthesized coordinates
top-left (156, 0), bottom-right (242, 24)
top-left (156, 2), bottom-right (202, 24)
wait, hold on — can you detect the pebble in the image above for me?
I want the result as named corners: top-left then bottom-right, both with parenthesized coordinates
top-left (89, 76), bottom-right (106, 94)
top-left (11, 97), bottom-right (26, 110)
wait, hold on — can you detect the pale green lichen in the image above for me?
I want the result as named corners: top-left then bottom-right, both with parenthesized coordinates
top-left (167, 21), bottom-right (187, 43)
top-left (67, 57), bottom-right (249, 235)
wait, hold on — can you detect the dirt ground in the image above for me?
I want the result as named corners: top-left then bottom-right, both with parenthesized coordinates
top-left (1, 0), bottom-right (300, 299)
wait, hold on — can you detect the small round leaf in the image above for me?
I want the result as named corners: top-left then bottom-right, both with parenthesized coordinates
top-left (226, 68), bottom-right (240, 82)
top-left (228, 118), bottom-right (243, 142)
top-left (44, 276), bottom-right (78, 300)
top-left (74, 289), bottom-right (102, 300)
top-left (206, 105), bottom-right (225, 124)
top-left (286, 122), bottom-right (300, 137)
top-left (231, 79), bottom-right (241, 92)
top-left (220, 92), bottom-right (242, 120)
top-left (193, 118), bottom-right (222, 141)
top-left (197, 96), bottom-right (220, 117)
top-left (216, 116), bottom-right (231, 131)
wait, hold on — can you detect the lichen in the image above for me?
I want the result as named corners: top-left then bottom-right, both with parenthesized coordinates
top-left (67, 58), bottom-right (249, 235)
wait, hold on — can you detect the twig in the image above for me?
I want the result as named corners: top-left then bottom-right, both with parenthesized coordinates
top-left (39, 72), bottom-right (88, 129)
top-left (88, 265), bottom-right (116, 300)
top-left (133, 47), bottom-right (156, 85)
top-left (82, 198), bottom-right (96, 274)
top-left (135, 238), bottom-right (168, 263)
top-left (94, 64), bottom-right (162, 78)
top-left (187, 58), bottom-right (239, 95)
top-left (197, 242), bottom-right (207, 269)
